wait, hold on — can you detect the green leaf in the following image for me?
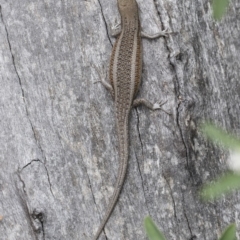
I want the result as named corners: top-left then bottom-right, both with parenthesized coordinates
top-left (201, 173), bottom-right (240, 200)
top-left (202, 124), bottom-right (240, 151)
top-left (212, 0), bottom-right (230, 20)
top-left (219, 223), bottom-right (237, 240)
top-left (144, 217), bottom-right (166, 240)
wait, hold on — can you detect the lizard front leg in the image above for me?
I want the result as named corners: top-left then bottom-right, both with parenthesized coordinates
top-left (110, 22), bottom-right (122, 37)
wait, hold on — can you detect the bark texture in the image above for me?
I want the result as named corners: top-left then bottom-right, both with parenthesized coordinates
top-left (0, 0), bottom-right (240, 239)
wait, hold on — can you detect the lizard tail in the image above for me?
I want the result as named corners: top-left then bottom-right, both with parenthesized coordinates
top-left (93, 115), bottom-right (129, 240)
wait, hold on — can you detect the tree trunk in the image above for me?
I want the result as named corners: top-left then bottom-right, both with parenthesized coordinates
top-left (0, 0), bottom-right (239, 239)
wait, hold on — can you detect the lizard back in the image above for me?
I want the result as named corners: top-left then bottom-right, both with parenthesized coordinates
top-left (110, 1), bottom-right (142, 103)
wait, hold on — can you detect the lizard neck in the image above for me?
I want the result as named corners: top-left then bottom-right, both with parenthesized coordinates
top-left (121, 14), bottom-right (140, 30)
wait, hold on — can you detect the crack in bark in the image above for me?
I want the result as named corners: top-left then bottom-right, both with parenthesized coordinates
top-left (163, 174), bottom-right (177, 222)
top-left (182, 194), bottom-right (197, 240)
top-left (42, 162), bottom-right (54, 198)
top-left (3, 9), bottom-right (52, 188)
top-left (183, 207), bottom-right (193, 237)
top-left (0, 5), bottom-right (24, 99)
top-left (0, 5), bottom-right (50, 176)
top-left (16, 172), bottom-right (39, 240)
top-left (176, 101), bottom-right (195, 183)
top-left (21, 159), bottom-right (54, 198)
top-left (134, 109), bottom-right (150, 214)
top-left (0, 4), bottom-right (34, 140)
top-left (81, 156), bottom-right (109, 239)
top-left (151, 0), bottom-right (194, 183)
top-left (167, 51), bottom-right (194, 183)
top-left (17, 168), bottom-right (28, 196)
top-left (97, 0), bottom-right (112, 46)
top-left (134, 149), bottom-right (150, 214)
top-left (84, 161), bottom-right (98, 212)
top-left (135, 110), bottom-right (144, 157)
top-left (152, 0), bottom-right (170, 51)
top-left (17, 163), bottom-right (50, 239)
top-left (22, 159), bottom-right (41, 170)
top-left (41, 216), bottom-right (45, 240)
top-left (176, 101), bottom-right (190, 167)
top-left (152, 0), bottom-right (194, 182)
top-left (152, 0), bottom-right (164, 27)
top-left (163, 174), bottom-right (182, 238)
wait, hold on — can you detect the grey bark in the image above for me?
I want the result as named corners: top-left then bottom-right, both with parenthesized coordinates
top-left (0, 0), bottom-right (240, 239)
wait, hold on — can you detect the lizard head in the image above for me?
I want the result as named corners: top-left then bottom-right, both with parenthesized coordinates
top-left (117, 0), bottom-right (138, 17)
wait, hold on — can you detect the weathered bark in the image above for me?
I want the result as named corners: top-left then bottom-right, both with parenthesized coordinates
top-left (0, 0), bottom-right (239, 239)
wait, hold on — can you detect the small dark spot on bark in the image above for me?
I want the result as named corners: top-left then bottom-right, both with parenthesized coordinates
top-left (32, 209), bottom-right (44, 222)
top-left (189, 235), bottom-right (197, 240)
top-left (176, 52), bottom-right (184, 61)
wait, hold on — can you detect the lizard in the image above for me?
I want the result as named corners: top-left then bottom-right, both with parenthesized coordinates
top-left (93, 0), bottom-right (169, 239)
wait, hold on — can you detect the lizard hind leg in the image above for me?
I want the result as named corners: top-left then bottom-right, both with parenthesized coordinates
top-left (132, 98), bottom-right (171, 115)
top-left (141, 28), bottom-right (171, 39)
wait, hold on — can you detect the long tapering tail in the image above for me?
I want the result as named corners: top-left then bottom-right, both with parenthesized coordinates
top-left (93, 114), bottom-right (129, 240)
